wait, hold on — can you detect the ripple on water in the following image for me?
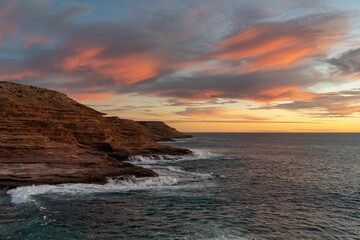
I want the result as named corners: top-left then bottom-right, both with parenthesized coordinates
top-left (1, 134), bottom-right (360, 239)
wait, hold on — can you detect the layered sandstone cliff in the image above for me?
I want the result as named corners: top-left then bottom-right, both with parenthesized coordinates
top-left (0, 81), bottom-right (191, 187)
top-left (137, 121), bottom-right (192, 141)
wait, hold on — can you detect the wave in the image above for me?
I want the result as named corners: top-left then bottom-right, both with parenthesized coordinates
top-left (7, 176), bottom-right (193, 204)
top-left (7, 167), bottom-right (220, 205)
top-left (7, 149), bottom-right (222, 205)
top-left (128, 149), bottom-right (221, 164)
top-left (157, 138), bottom-right (193, 144)
top-left (150, 165), bottom-right (225, 180)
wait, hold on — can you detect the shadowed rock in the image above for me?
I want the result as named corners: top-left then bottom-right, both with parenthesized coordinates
top-left (0, 81), bottom-right (191, 187)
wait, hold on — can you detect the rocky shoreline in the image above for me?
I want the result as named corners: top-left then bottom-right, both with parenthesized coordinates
top-left (0, 81), bottom-right (191, 187)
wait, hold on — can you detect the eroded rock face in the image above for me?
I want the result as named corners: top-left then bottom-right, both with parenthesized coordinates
top-left (137, 121), bottom-right (192, 141)
top-left (0, 81), bottom-right (190, 187)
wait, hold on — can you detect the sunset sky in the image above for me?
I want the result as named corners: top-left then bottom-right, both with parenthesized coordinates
top-left (1, 0), bottom-right (360, 132)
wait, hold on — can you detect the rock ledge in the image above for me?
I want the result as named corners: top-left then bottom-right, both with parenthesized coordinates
top-left (0, 81), bottom-right (191, 187)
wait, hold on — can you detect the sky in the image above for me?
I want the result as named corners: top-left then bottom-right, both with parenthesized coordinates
top-left (1, 0), bottom-right (360, 132)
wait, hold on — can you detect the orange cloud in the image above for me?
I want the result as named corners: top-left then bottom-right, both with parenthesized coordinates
top-left (102, 54), bottom-right (160, 84)
top-left (62, 47), bottom-right (103, 70)
top-left (216, 35), bottom-right (299, 61)
top-left (61, 47), bottom-right (160, 84)
top-left (244, 46), bottom-right (314, 72)
top-left (176, 107), bottom-right (271, 121)
top-left (258, 89), bottom-right (360, 117)
top-left (214, 23), bottom-right (346, 72)
top-left (191, 90), bottom-right (224, 100)
top-left (217, 25), bottom-right (269, 50)
top-left (253, 86), bottom-right (314, 103)
top-left (180, 14), bottom-right (349, 75)
top-left (177, 107), bottom-right (238, 118)
top-left (327, 106), bottom-right (360, 115)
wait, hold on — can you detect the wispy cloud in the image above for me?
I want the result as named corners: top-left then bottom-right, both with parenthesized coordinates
top-left (167, 120), bottom-right (318, 124)
top-left (327, 47), bottom-right (360, 77)
top-left (257, 89), bottom-right (360, 117)
top-left (175, 107), bottom-right (269, 120)
top-left (185, 13), bottom-right (349, 73)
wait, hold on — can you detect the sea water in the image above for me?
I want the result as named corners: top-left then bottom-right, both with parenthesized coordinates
top-left (0, 133), bottom-right (359, 239)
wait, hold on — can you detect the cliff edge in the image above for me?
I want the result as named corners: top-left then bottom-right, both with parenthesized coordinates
top-left (0, 81), bottom-right (191, 187)
top-left (137, 121), bottom-right (192, 141)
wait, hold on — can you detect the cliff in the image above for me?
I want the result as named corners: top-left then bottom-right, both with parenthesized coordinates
top-left (137, 121), bottom-right (192, 141)
top-left (0, 81), bottom-right (191, 187)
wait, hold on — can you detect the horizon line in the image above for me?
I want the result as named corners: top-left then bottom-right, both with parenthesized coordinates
top-left (186, 131), bottom-right (360, 133)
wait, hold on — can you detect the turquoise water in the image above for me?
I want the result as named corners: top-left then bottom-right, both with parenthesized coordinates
top-left (1, 133), bottom-right (359, 239)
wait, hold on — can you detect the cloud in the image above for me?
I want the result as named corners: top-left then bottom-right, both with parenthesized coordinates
top-left (0, 0), bottom-right (17, 43)
top-left (176, 107), bottom-right (249, 118)
top-left (0, 0), bottom-right (92, 86)
top-left (99, 105), bottom-right (156, 113)
top-left (123, 11), bottom-right (350, 103)
top-left (180, 12), bottom-right (349, 74)
top-left (258, 89), bottom-right (360, 117)
top-left (0, 0), bottom-right (220, 92)
top-left (167, 119), bottom-right (316, 124)
top-left (128, 66), bottom-right (317, 102)
top-left (0, 0), bottom-right (90, 45)
top-left (327, 47), bottom-right (360, 77)
top-left (165, 98), bottom-right (239, 107)
top-left (0, 0), bottom-right (354, 111)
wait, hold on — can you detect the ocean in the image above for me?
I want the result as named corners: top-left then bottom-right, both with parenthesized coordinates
top-left (0, 133), bottom-right (359, 239)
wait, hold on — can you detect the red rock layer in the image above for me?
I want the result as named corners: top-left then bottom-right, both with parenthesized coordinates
top-left (136, 121), bottom-right (192, 141)
top-left (0, 81), bottom-right (190, 187)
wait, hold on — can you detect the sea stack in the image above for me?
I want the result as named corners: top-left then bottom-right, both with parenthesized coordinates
top-left (0, 81), bottom-right (191, 187)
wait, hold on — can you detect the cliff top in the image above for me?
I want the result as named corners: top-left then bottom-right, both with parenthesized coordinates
top-left (0, 81), bottom-right (190, 187)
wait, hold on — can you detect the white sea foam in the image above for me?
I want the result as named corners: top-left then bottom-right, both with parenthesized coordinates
top-left (157, 138), bottom-right (193, 144)
top-left (7, 176), bottom-right (184, 204)
top-left (156, 166), bottom-right (215, 180)
top-left (7, 166), bottom-right (218, 204)
top-left (7, 149), bottom-right (222, 205)
top-left (128, 149), bottom-right (221, 164)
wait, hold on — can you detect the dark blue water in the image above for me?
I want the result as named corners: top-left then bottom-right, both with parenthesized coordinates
top-left (1, 133), bottom-right (359, 239)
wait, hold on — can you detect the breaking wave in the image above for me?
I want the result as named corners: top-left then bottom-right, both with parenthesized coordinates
top-left (7, 149), bottom-right (222, 205)
top-left (156, 138), bottom-right (193, 144)
top-left (128, 148), bottom-right (221, 164)
top-left (7, 176), bottom-right (181, 204)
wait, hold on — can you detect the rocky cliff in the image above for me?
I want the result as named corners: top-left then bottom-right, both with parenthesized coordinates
top-left (0, 81), bottom-right (191, 187)
top-left (137, 121), bottom-right (192, 141)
